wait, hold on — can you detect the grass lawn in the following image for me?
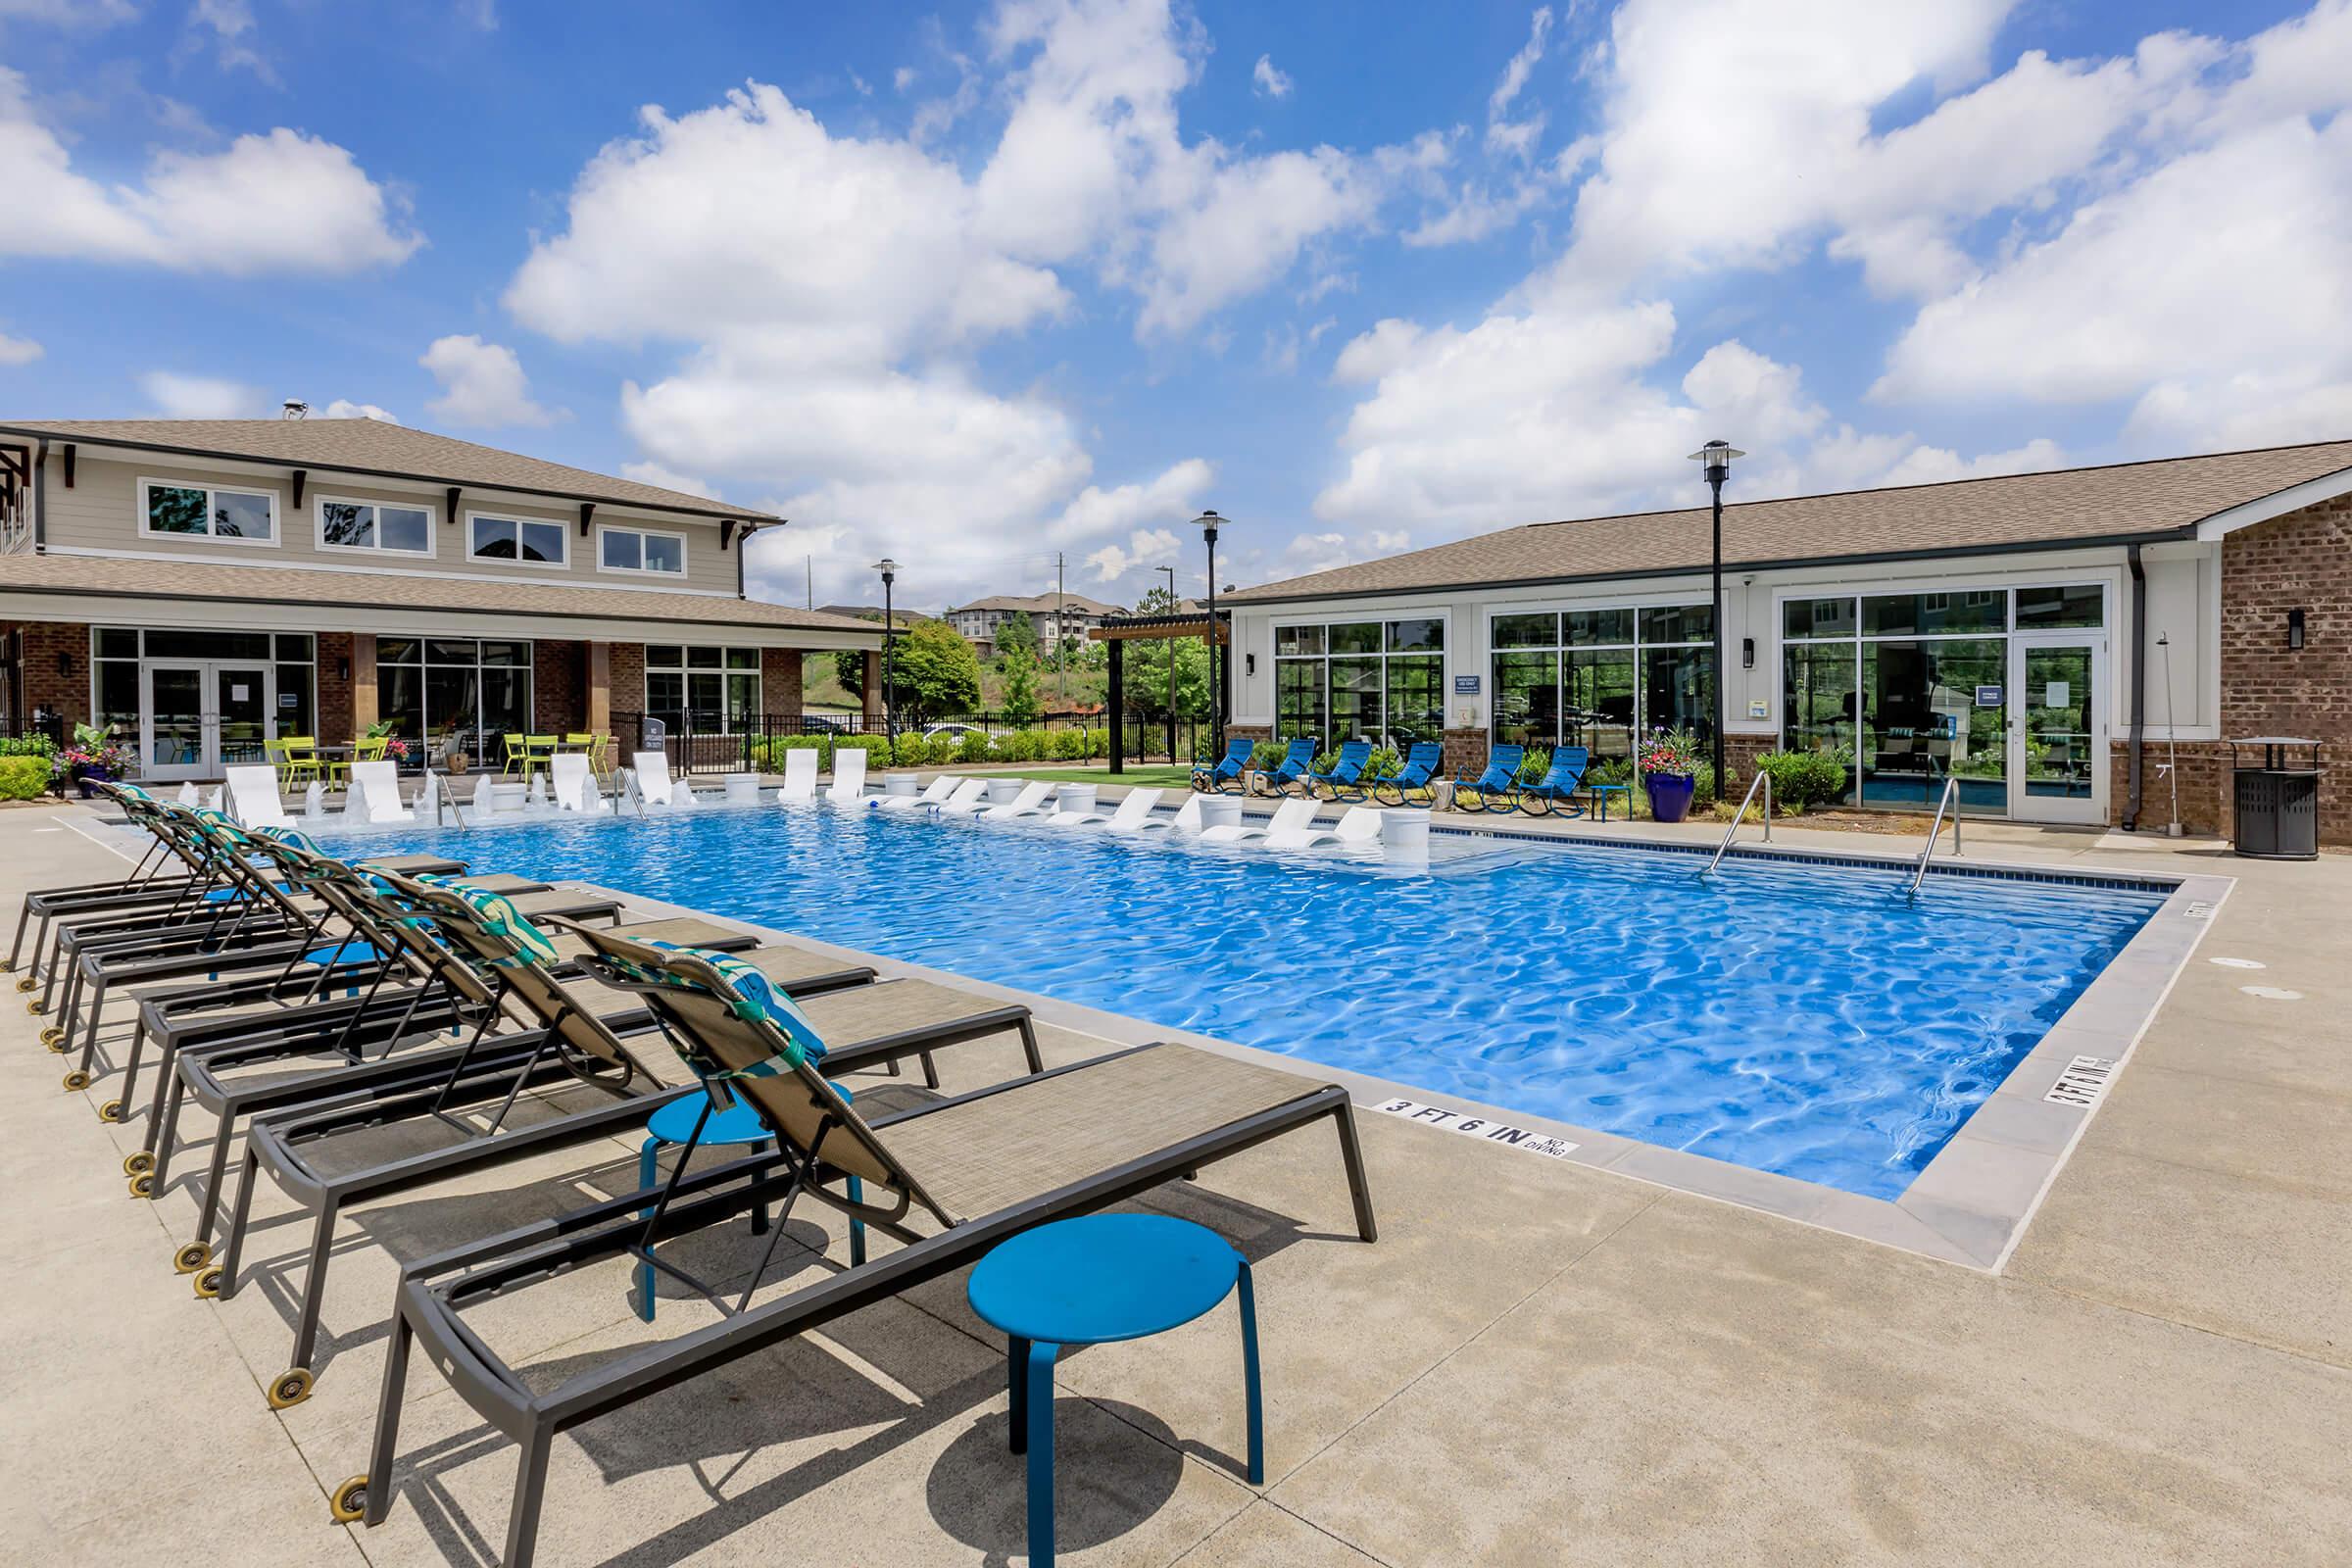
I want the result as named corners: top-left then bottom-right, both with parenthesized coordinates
top-left (985, 764), bottom-right (1199, 787)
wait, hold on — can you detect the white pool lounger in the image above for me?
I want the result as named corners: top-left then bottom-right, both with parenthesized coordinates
top-left (775, 749), bottom-right (819, 803)
top-left (1052, 786), bottom-right (1162, 829)
top-left (1200, 797), bottom-right (1319, 844)
top-left (348, 760), bottom-right (416, 823)
top-left (826, 748), bottom-right (868, 806)
top-left (931, 779), bottom-right (992, 814)
top-left (876, 774), bottom-right (965, 810)
top-left (549, 753), bottom-right (597, 812)
top-left (1269, 804), bottom-right (1387, 851)
top-left (223, 765), bottom-right (296, 830)
top-left (981, 781), bottom-right (1055, 820)
top-left (630, 750), bottom-right (675, 807)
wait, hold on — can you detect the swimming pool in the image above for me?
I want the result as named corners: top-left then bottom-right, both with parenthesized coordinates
top-left (324, 804), bottom-right (2165, 1201)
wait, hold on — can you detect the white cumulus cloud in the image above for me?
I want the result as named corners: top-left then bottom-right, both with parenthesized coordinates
top-left (1251, 54), bottom-right (1292, 99)
top-left (140, 371), bottom-right (258, 418)
top-left (0, 331), bottom-right (40, 366)
top-left (322, 399), bottom-right (399, 422)
top-left (419, 335), bottom-right (562, 428)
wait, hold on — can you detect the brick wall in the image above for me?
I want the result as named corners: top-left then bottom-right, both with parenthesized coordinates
top-left (315, 631), bottom-right (354, 740)
top-left (762, 648), bottom-right (803, 717)
top-left (609, 641), bottom-right (646, 717)
top-left (1441, 727), bottom-right (1486, 777)
top-left (532, 638), bottom-right (585, 733)
top-left (13, 621), bottom-right (89, 729)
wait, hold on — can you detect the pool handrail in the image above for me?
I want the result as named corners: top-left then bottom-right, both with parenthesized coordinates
top-left (1703, 768), bottom-right (1772, 876)
top-left (1905, 775), bottom-right (1963, 897)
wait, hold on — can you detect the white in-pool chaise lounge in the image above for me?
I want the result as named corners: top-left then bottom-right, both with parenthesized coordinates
top-left (934, 779), bottom-right (996, 815)
top-left (826, 748), bottom-right (868, 806)
top-left (630, 751), bottom-right (676, 807)
top-left (1267, 804), bottom-right (1387, 851)
top-left (347, 760), bottom-right (415, 823)
top-left (223, 765), bottom-right (297, 830)
top-left (1200, 797), bottom-right (1319, 844)
top-left (550, 753), bottom-right (598, 812)
top-left (876, 774), bottom-right (965, 810)
top-left (775, 749), bottom-right (819, 803)
top-left (1049, 786), bottom-right (1162, 829)
top-left (980, 781), bottom-right (1055, 820)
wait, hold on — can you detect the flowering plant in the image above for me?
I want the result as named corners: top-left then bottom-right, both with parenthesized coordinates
top-left (382, 737), bottom-right (412, 761)
top-left (1636, 727), bottom-right (1701, 776)
top-left (64, 743), bottom-right (130, 774)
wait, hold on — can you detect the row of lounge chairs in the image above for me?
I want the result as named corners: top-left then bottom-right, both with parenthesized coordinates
top-left (15, 782), bottom-right (1377, 1567)
top-left (1194, 738), bottom-right (1448, 805)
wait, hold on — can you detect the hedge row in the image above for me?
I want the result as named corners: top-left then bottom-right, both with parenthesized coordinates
top-left (750, 727), bottom-right (1111, 773)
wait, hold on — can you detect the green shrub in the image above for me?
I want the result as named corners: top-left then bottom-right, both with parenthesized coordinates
top-left (1086, 726), bottom-right (1108, 759)
top-left (1515, 746), bottom-right (1551, 785)
top-left (0, 734), bottom-right (58, 760)
top-left (1250, 741), bottom-right (1285, 771)
top-left (756, 734), bottom-right (832, 773)
top-left (957, 731), bottom-right (993, 764)
top-left (1752, 748), bottom-right (1850, 808)
top-left (1048, 728), bottom-right (1088, 760)
top-left (840, 734), bottom-right (890, 770)
top-left (0, 756), bottom-right (49, 800)
top-left (1364, 745), bottom-right (1403, 780)
top-left (1310, 748), bottom-right (1338, 774)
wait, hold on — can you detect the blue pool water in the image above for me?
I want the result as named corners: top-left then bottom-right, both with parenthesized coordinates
top-left (326, 804), bottom-right (2164, 1200)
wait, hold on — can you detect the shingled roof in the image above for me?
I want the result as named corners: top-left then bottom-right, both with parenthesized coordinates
top-left (0, 553), bottom-right (879, 638)
top-left (1227, 439), bottom-right (2352, 604)
top-left (0, 417), bottom-right (778, 522)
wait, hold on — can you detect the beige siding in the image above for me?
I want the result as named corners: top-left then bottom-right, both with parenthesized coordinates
top-left (38, 450), bottom-right (740, 596)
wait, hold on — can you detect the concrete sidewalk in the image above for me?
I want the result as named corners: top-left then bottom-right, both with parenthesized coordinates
top-left (0, 801), bottom-right (2344, 1565)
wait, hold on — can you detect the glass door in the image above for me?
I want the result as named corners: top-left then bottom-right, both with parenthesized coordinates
top-left (141, 662), bottom-right (209, 782)
top-left (2008, 636), bottom-right (2106, 824)
top-left (214, 665), bottom-right (273, 771)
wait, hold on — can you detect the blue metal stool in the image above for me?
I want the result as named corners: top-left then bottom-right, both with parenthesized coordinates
top-left (633, 1088), bottom-right (865, 1321)
top-left (967, 1213), bottom-right (1261, 1567)
top-left (1586, 781), bottom-right (1632, 822)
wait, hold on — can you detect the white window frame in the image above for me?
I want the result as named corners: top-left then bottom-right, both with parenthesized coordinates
top-left (314, 493), bottom-right (439, 559)
top-left (465, 511), bottom-right (571, 569)
top-left (137, 477), bottom-right (280, 549)
top-left (594, 523), bottom-right (689, 578)
top-left (643, 644), bottom-right (762, 733)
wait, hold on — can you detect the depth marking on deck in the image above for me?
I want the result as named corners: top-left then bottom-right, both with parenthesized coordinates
top-left (2044, 1056), bottom-right (2118, 1107)
top-left (2183, 901), bottom-right (2218, 920)
top-left (1371, 1098), bottom-right (1579, 1158)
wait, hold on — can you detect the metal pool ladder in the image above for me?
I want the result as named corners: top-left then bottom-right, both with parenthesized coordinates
top-left (1905, 775), bottom-right (1963, 897)
top-left (1702, 770), bottom-right (1773, 876)
top-left (428, 775), bottom-right (468, 831)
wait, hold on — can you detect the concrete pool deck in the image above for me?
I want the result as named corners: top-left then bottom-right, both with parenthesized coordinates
top-left (2, 799), bottom-right (2346, 1564)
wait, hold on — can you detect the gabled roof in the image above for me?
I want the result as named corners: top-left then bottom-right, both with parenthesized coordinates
top-left (0, 552), bottom-right (879, 638)
top-left (0, 417), bottom-right (779, 522)
top-left (1226, 438), bottom-right (2352, 604)
top-left (948, 591), bottom-right (1126, 616)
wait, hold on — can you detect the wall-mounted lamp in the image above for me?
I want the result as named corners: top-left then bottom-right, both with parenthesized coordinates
top-left (1740, 637), bottom-right (1755, 670)
top-left (56, 652), bottom-right (74, 677)
top-left (2287, 608), bottom-right (2306, 651)
top-left (337, 657), bottom-right (352, 681)
top-left (1246, 653), bottom-right (1256, 676)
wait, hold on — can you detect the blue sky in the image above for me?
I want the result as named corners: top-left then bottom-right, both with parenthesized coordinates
top-left (3, 0), bottom-right (2343, 610)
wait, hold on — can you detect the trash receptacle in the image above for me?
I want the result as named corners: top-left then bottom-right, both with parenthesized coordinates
top-left (2230, 737), bottom-right (2322, 860)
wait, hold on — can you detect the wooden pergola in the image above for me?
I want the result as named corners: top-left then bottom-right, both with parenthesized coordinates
top-left (1087, 611), bottom-right (1229, 773)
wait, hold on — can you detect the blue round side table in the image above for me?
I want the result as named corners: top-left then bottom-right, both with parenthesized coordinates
top-left (967, 1213), bottom-right (1261, 1568)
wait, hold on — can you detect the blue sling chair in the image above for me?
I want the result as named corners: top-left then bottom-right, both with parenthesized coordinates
top-left (1192, 737), bottom-right (1253, 795)
top-left (1307, 739), bottom-right (1374, 802)
top-left (1517, 746), bottom-right (1592, 816)
top-left (1450, 744), bottom-right (1525, 813)
top-left (1372, 742), bottom-right (1446, 808)
top-left (1255, 737), bottom-right (1319, 797)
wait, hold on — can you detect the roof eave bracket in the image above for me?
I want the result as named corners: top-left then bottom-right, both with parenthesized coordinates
top-left (445, 486), bottom-right (461, 523)
top-left (291, 468), bottom-right (307, 508)
top-left (578, 501), bottom-right (595, 538)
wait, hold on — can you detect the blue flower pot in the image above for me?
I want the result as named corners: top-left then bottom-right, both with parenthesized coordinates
top-left (1644, 771), bottom-right (1696, 822)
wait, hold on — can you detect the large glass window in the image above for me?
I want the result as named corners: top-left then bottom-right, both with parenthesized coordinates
top-left (1779, 585), bottom-right (2104, 815)
top-left (599, 526), bottom-right (686, 576)
top-left (644, 645), bottom-right (762, 732)
top-left (85, 627), bottom-right (312, 748)
top-left (467, 514), bottom-right (567, 566)
top-left (1487, 603), bottom-right (1710, 760)
top-left (377, 637), bottom-right (530, 754)
top-left (141, 480), bottom-right (275, 544)
top-left (318, 497), bottom-right (431, 555)
top-left (1271, 618), bottom-right (1446, 747)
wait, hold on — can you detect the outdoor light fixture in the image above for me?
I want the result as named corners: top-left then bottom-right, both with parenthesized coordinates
top-left (1741, 637), bottom-right (1755, 670)
top-left (872, 558), bottom-right (901, 744)
top-left (56, 652), bottom-right (72, 677)
top-left (2287, 608), bottom-right (2306, 650)
top-left (1687, 439), bottom-right (1745, 790)
top-left (1191, 511), bottom-right (1227, 756)
top-left (337, 657), bottom-right (351, 681)
top-left (1246, 653), bottom-right (1256, 675)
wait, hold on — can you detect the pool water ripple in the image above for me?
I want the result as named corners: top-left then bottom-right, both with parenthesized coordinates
top-left (330, 805), bottom-right (2162, 1200)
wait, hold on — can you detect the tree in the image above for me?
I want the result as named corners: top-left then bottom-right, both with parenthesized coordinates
top-left (1125, 633), bottom-right (1211, 720)
top-left (995, 610), bottom-right (1038, 664)
top-left (999, 641), bottom-right (1043, 725)
top-left (892, 617), bottom-right (984, 717)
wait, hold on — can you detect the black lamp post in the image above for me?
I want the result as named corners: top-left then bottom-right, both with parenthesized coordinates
top-left (1686, 440), bottom-right (1743, 794)
top-left (872, 557), bottom-right (899, 745)
top-left (1191, 511), bottom-right (1225, 760)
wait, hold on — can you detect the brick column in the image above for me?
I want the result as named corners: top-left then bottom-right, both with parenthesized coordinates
top-left (762, 648), bottom-right (803, 718)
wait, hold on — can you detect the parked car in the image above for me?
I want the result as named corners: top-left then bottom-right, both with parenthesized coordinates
top-left (923, 722), bottom-right (999, 743)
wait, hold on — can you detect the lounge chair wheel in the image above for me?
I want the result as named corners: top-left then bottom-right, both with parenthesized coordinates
top-left (15, 975), bottom-right (35, 992)
top-left (192, 1265), bottom-right (223, 1299)
top-left (329, 1475), bottom-right (369, 1524)
top-left (268, 1368), bottom-right (314, 1408)
top-left (123, 1151), bottom-right (154, 1177)
top-left (62, 1069), bottom-right (91, 1092)
top-left (127, 1172), bottom-right (155, 1200)
top-left (98, 1098), bottom-right (124, 1123)
top-left (42, 1028), bottom-right (68, 1051)
top-left (173, 1242), bottom-right (212, 1274)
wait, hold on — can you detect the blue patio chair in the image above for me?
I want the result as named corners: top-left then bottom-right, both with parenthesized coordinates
top-left (1517, 746), bottom-right (1591, 816)
top-left (1192, 737), bottom-right (1254, 795)
top-left (1450, 744), bottom-right (1524, 813)
top-left (1307, 739), bottom-right (1374, 802)
top-left (1372, 742), bottom-right (1446, 808)
top-left (1253, 737), bottom-right (1319, 797)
